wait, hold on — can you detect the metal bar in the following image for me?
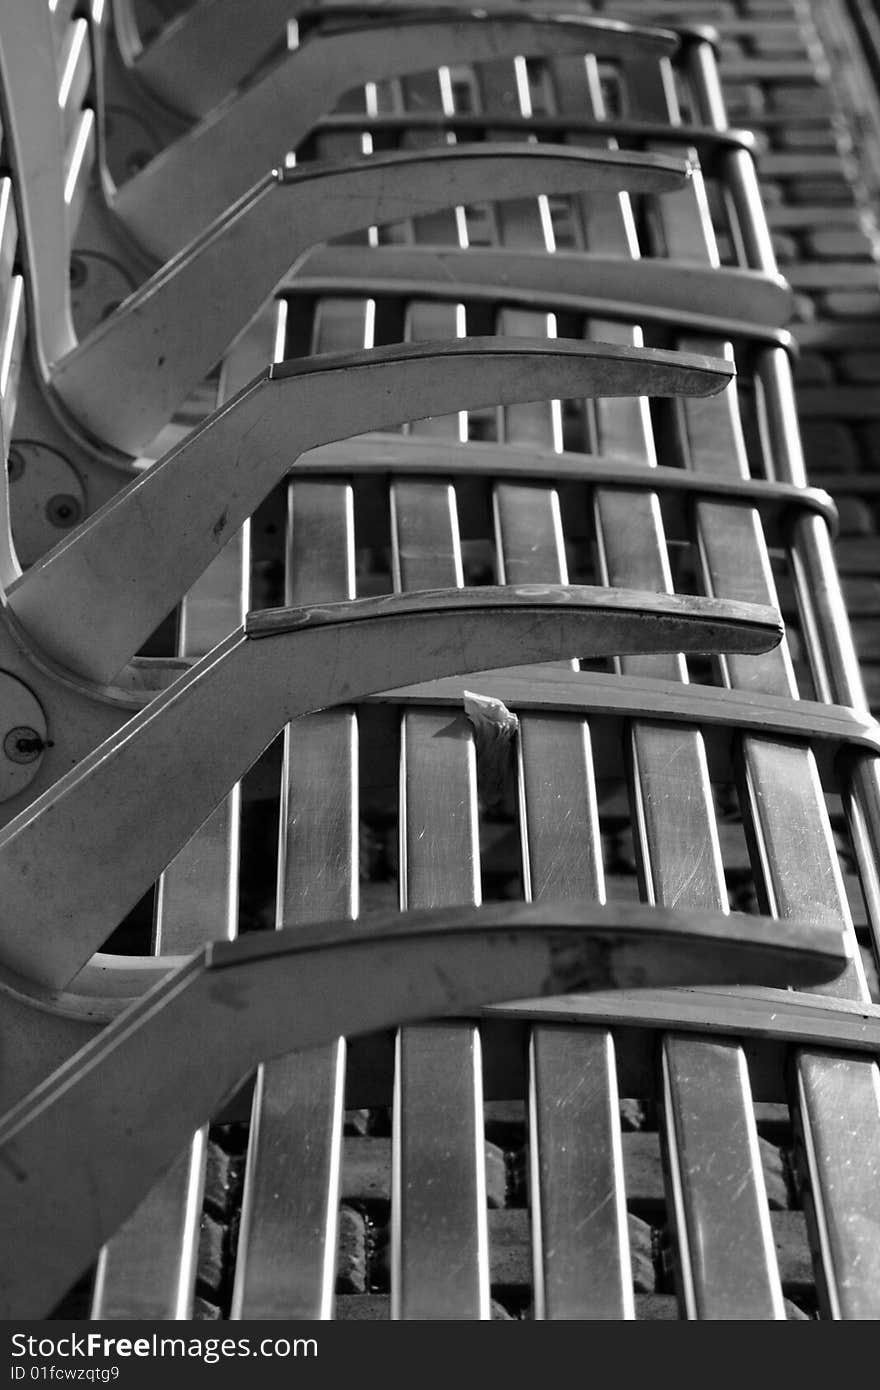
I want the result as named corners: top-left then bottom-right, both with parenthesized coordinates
top-left (389, 285), bottom-right (489, 1319)
top-left (89, 305), bottom-right (258, 1318)
top-left (562, 45), bottom-right (787, 1318)
top-left (634, 35), bottom-right (880, 1318)
top-left (462, 44), bottom-right (636, 1320)
top-left (231, 289), bottom-right (360, 1320)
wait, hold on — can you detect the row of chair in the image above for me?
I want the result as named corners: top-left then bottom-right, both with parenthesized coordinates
top-left (0, 0), bottom-right (876, 1318)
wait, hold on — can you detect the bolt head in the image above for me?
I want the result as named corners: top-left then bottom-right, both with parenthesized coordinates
top-left (3, 726), bottom-right (43, 765)
top-left (45, 493), bottom-right (83, 528)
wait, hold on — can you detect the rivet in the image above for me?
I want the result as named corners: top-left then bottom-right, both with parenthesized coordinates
top-left (45, 493), bottom-right (83, 528)
top-left (69, 255), bottom-right (87, 290)
top-left (3, 727), bottom-right (44, 765)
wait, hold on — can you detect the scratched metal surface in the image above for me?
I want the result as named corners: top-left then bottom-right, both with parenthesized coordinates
top-left (7, 0), bottom-right (880, 1318)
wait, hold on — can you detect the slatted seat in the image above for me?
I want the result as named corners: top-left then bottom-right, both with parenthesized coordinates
top-left (0, 0), bottom-right (878, 1323)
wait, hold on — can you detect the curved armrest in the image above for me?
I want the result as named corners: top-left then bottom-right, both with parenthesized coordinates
top-left (0, 898), bottom-right (845, 1319)
top-left (22, 336), bottom-right (731, 683)
top-left (53, 144), bottom-right (693, 452)
top-left (130, 4), bottom-right (678, 120)
top-left (290, 244), bottom-right (795, 332)
top-left (114, 10), bottom-right (679, 246)
top-left (0, 582), bottom-right (781, 990)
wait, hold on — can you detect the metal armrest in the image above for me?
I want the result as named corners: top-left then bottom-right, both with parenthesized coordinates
top-left (21, 336), bottom-right (732, 683)
top-left (117, 5), bottom-right (675, 134)
top-left (0, 898), bottom-right (846, 1319)
top-left (50, 145), bottom-right (693, 452)
top-left (0, 582), bottom-right (781, 991)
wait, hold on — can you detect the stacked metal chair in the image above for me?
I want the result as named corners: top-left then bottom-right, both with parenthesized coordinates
top-left (0, 0), bottom-right (876, 1319)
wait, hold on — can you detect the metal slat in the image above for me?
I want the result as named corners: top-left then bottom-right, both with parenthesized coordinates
top-left (471, 47), bottom-right (634, 1320)
top-left (625, 41), bottom-right (880, 1318)
top-left (397, 49), bottom-right (634, 1318)
top-left (390, 297), bottom-right (487, 1319)
top-left (373, 70), bottom-right (530, 1318)
top-left (230, 106), bottom-right (370, 1314)
top-left (540, 49), bottom-right (787, 1317)
top-left (493, 329), bottom-right (631, 1319)
top-left (88, 306), bottom-right (257, 1318)
top-left (230, 291), bottom-right (362, 1318)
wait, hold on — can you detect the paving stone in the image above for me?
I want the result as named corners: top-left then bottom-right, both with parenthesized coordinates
top-left (839, 353), bottom-right (880, 383)
top-left (750, 26), bottom-right (812, 58)
top-left (723, 82), bottom-right (767, 118)
top-left (721, 58), bottom-right (825, 83)
top-left (799, 386), bottom-right (880, 418)
top-left (484, 1100), bottom-right (526, 1148)
top-left (336, 1294), bottom-right (389, 1319)
top-left (828, 533), bottom-right (878, 572)
top-left (488, 1209), bottom-right (659, 1293)
top-left (785, 1298), bottom-right (812, 1319)
top-left (835, 497), bottom-right (877, 537)
top-left (769, 203), bottom-right (862, 229)
top-left (630, 1215), bottom-right (657, 1294)
top-left (775, 127), bottom-right (845, 151)
top-left (772, 1212), bottom-right (816, 1295)
top-left (787, 179), bottom-right (858, 205)
top-left (805, 227), bottom-right (877, 259)
top-left (485, 1141), bottom-right (509, 1209)
top-left (192, 1296), bottom-right (221, 1321)
top-left (791, 290), bottom-right (818, 321)
top-left (719, 39), bottom-right (747, 63)
top-left (760, 152), bottom-right (849, 178)
top-left (336, 1207), bottom-right (367, 1295)
top-left (197, 1213), bottom-right (225, 1295)
top-left (620, 1098), bottom-right (651, 1132)
top-left (771, 230), bottom-right (799, 263)
top-left (334, 1292), bottom-right (682, 1318)
top-left (203, 1143), bottom-right (243, 1219)
top-left (754, 1103), bottom-right (792, 1143)
top-left (769, 85), bottom-right (836, 115)
top-left (340, 1136), bottom-right (508, 1206)
top-left (636, 1295), bottom-right (680, 1319)
top-left (759, 179), bottom-right (785, 205)
top-left (759, 1137), bottom-right (792, 1210)
top-left (800, 419), bottom-right (859, 472)
top-left (793, 352), bottom-right (834, 385)
top-left (824, 289), bottom-right (880, 317)
top-left (788, 262), bottom-right (880, 291)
